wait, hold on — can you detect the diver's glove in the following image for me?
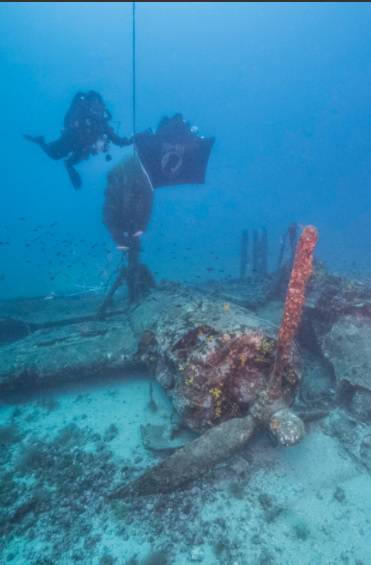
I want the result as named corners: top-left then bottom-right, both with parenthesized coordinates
top-left (126, 129), bottom-right (153, 146)
top-left (127, 133), bottom-right (146, 144)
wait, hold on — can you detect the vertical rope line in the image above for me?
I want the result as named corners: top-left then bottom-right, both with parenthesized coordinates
top-left (132, 1), bottom-right (136, 148)
top-left (131, 1), bottom-right (153, 190)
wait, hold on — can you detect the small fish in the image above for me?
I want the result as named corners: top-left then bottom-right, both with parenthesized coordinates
top-left (223, 303), bottom-right (230, 313)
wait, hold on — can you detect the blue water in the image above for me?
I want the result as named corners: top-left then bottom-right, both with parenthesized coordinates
top-left (2, 4), bottom-right (371, 565)
top-left (1, 2), bottom-right (371, 297)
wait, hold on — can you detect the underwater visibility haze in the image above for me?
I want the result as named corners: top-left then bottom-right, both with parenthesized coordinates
top-left (1, 2), bottom-right (371, 564)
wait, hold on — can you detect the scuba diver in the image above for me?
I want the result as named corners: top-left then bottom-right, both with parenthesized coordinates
top-left (24, 90), bottom-right (133, 190)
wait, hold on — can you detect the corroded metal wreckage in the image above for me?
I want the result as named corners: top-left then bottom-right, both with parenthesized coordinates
top-left (0, 227), bottom-right (319, 497)
top-left (110, 225), bottom-right (318, 496)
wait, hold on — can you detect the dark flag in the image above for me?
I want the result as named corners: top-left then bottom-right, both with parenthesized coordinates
top-left (134, 114), bottom-right (215, 189)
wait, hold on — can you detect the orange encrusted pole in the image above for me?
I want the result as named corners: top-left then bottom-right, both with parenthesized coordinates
top-left (270, 225), bottom-right (319, 397)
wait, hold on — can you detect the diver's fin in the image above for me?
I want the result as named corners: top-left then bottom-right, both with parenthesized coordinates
top-left (64, 162), bottom-right (82, 190)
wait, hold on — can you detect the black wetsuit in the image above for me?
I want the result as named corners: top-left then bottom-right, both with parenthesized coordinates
top-left (24, 91), bottom-right (133, 189)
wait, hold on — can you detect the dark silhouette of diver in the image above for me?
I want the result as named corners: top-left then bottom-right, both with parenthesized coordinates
top-left (24, 91), bottom-right (133, 190)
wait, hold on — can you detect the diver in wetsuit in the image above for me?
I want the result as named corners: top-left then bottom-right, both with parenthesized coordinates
top-left (24, 91), bottom-right (133, 190)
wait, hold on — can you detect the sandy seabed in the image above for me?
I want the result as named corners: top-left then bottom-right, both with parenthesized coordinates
top-left (1, 371), bottom-right (370, 565)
